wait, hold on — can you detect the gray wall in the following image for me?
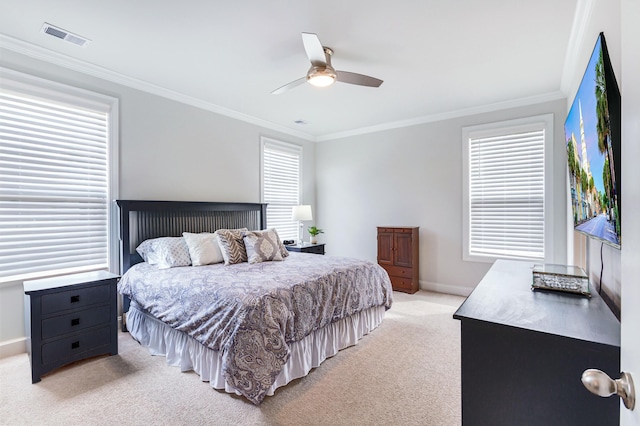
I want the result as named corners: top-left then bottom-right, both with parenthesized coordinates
top-left (0, 49), bottom-right (314, 355)
top-left (315, 99), bottom-right (568, 295)
top-left (118, 95), bottom-right (317, 202)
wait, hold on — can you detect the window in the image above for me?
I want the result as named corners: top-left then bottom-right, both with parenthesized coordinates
top-left (261, 137), bottom-right (302, 241)
top-left (0, 68), bottom-right (119, 283)
top-left (462, 115), bottom-right (553, 262)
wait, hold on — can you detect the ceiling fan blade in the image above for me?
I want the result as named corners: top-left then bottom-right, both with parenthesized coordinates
top-left (302, 32), bottom-right (327, 66)
top-left (271, 77), bottom-right (307, 95)
top-left (336, 71), bottom-right (383, 87)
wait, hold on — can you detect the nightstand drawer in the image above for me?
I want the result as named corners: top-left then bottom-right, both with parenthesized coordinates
top-left (285, 243), bottom-right (325, 255)
top-left (304, 245), bottom-right (324, 254)
top-left (41, 285), bottom-right (110, 315)
top-left (41, 325), bottom-right (112, 365)
top-left (41, 305), bottom-right (111, 340)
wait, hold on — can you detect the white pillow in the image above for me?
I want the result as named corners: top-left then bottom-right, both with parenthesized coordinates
top-left (182, 232), bottom-right (224, 266)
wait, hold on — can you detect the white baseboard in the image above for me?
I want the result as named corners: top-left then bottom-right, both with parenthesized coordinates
top-left (0, 337), bottom-right (26, 359)
top-left (420, 280), bottom-right (474, 297)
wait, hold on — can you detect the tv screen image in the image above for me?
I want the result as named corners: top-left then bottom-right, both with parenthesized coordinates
top-left (565, 33), bottom-right (621, 248)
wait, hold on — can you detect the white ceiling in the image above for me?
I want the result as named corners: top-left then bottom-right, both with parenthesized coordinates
top-left (0, 0), bottom-right (579, 141)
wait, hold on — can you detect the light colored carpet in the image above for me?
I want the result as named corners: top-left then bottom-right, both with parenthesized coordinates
top-left (0, 291), bottom-right (464, 426)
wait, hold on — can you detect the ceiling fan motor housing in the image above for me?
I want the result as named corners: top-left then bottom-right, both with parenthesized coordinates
top-left (307, 65), bottom-right (336, 83)
top-left (306, 47), bottom-right (336, 86)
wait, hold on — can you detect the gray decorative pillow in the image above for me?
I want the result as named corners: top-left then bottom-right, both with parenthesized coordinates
top-left (135, 237), bottom-right (191, 269)
top-left (270, 228), bottom-right (290, 258)
top-left (216, 228), bottom-right (249, 265)
top-left (243, 229), bottom-right (284, 264)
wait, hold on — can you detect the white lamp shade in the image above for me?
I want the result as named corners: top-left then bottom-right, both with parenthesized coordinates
top-left (292, 205), bottom-right (313, 221)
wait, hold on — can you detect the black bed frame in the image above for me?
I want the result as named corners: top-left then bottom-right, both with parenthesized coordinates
top-left (116, 200), bottom-right (267, 329)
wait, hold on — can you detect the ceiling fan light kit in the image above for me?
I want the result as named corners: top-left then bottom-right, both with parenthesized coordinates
top-left (307, 69), bottom-right (336, 87)
top-left (272, 33), bottom-right (382, 94)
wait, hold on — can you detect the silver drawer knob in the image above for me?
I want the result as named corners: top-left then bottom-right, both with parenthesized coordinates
top-left (581, 369), bottom-right (635, 410)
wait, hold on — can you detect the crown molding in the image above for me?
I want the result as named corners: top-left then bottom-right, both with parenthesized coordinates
top-left (0, 34), bottom-right (316, 142)
top-left (560, 0), bottom-right (596, 97)
top-left (316, 91), bottom-right (565, 142)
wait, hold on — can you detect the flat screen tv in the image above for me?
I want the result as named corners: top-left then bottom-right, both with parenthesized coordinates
top-left (565, 32), bottom-right (621, 249)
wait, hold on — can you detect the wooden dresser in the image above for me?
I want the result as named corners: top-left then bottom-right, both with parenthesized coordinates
top-left (377, 227), bottom-right (419, 293)
top-left (24, 270), bottom-right (119, 383)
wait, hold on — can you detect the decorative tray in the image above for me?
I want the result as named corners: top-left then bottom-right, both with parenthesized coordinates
top-left (532, 264), bottom-right (590, 296)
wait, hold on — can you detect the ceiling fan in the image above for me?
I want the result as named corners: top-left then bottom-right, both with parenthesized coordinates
top-left (271, 32), bottom-right (383, 95)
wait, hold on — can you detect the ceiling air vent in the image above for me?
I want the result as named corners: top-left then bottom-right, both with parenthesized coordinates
top-left (41, 23), bottom-right (91, 47)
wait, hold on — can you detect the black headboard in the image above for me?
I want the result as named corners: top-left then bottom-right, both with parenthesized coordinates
top-left (116, 200), bottom-right (267, 275)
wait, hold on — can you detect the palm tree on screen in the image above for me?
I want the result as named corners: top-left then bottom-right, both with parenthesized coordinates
top-left (594, 48), bottom-right (616, 223)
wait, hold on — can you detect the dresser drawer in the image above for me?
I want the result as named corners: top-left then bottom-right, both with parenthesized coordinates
top-left (41, 284), bottom-right (110, 315)
top-left (382, 265), bottom-right (414, 279)
top-left (390, 276), bottom-right (415, 291)
top-left (41, 305), bottom-right (111, 340)
top-left (41, 325), bottom-right (112, 365)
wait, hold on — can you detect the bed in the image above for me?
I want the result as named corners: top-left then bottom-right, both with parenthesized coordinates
top-left (116, 200), bottom-right (393, 404)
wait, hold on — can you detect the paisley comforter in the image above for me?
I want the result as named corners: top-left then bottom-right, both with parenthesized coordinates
top-left (118, 252), bottom-right (393, 404)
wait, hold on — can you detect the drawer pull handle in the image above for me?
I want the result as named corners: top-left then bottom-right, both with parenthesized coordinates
top-left (70, 295), bottom-right (80, 303)
top-left (71, 318), bottom-right (80, 326)
top-left (71, 341), bottom-right (80, 349)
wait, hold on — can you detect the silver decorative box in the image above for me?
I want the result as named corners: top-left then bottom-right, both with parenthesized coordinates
top-left (532, 264), bottom-right (590, 296)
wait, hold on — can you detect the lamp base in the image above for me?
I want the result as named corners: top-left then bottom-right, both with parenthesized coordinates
top-left (298, 222), bottom-right (304, 245)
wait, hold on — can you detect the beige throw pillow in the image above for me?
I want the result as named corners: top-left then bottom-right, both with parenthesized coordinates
top-left (243, 229), bottom-right (284, 264)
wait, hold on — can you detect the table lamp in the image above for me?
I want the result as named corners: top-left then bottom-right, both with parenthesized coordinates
top-left (291, 205), bottom-right (313, 245)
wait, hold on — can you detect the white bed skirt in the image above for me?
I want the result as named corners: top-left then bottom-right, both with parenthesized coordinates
top-left (125, 304), bottom-right (386, 399)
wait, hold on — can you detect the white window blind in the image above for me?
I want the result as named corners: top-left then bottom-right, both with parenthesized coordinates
top-left (0, 73), bottom-right (114, 283)
top-left (465, 122), bottom-right (547, 262)
top-left (261, 138), bottom-right (301, 241)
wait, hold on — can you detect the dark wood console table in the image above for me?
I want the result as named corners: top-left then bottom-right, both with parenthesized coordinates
top-left (454, 260), bottom-right (620, 425)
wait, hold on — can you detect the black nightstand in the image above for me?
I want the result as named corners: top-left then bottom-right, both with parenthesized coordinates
top-left (24, 270), bottom-right (119, 383)
top-left (285, 243), bottom-right (325, 255)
